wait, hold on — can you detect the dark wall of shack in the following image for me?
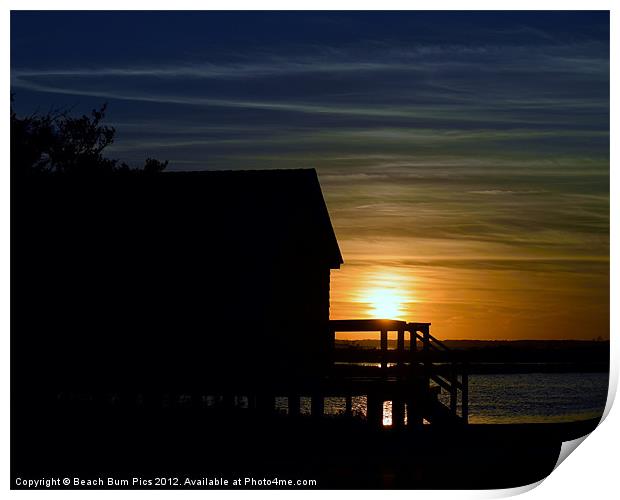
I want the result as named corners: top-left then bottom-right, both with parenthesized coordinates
top-left (12, 174), bottom-right (334, 407)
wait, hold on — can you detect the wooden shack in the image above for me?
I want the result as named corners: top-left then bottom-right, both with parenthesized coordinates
top-left (13, 169), bottom-right (343, 405)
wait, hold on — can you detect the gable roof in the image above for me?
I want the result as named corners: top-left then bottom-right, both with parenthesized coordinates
top-left (161, 168), bottom-right (343, 269)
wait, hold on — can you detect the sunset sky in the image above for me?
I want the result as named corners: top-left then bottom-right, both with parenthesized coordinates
top-left (11, 11), bottom-right (609, 340)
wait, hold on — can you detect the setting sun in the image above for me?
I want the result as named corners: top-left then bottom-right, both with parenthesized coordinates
top-left (365, 288), bottom-right (404, 319)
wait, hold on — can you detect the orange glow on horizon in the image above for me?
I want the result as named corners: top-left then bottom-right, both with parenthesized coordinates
top-left (329, 257), bottom-right (609, 341)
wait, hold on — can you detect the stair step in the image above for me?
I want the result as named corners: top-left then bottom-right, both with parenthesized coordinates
top-left (423, 399), bottom-right (464, 425)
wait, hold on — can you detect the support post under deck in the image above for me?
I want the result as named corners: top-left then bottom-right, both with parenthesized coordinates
top-left (406, 399), bottom-right (423, 427)
top-left (288, 394), bottom-right (300, 417)
top-left (367, 394), bottom-right (383, 429)
top-left (256, 394), bottom-right (275, 414)
top-left (311, 393), bottom-right (324, 418)
top-left (345, 395), bottom-right (353, 417)
top-left (392, 398), bottom-right (405, 428)
top-left (462, 363), bottom-right (469, 423)
top-left (397, 329), bottom-right (405, 375)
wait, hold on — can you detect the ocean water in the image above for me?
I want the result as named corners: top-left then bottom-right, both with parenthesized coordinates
top-left (459, 372), bottom-right (609, 424)
top-left (275, 372), bottom-right (609, 424)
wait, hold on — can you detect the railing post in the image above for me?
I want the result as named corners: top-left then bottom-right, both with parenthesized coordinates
top-left (410, 326), bottom-right (417, 353)
top-left (422, 326), bottom-right (430, 352)
top-left (462, 362), bottom-right (469, 424)
top-left (422, 325), bottom-right (431, 391)
top-left (397, 329), bottom-right (405, 353)
top-left (329, 325), bottom-right (336, 369)
top-left (450, 363), bottom-right (457, 415)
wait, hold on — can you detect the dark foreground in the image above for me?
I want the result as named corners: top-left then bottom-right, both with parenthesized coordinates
top-left (11, 408), bottom-right (600, 490)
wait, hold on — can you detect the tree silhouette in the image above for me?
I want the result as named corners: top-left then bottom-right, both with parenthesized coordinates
top-left (143, 157), bottom-right (169, 174)
top-left (11, 99), bottom-right (168, 175)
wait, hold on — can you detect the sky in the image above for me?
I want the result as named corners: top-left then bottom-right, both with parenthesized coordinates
top-left (10, 11), bottom-right (609, 340)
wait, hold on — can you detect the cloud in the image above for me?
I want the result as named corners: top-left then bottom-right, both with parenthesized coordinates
top-left (12, 60), bottom-right (413, 80)
top-left (10, 37), bottom-right (609, 83)
top-left (467, 189), bottom-right (548, 195)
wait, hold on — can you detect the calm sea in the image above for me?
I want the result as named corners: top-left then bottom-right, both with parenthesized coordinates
top-left (275, 372), bottom-right (609, 424)
top-left (460, 372), bottom-right (609, 423)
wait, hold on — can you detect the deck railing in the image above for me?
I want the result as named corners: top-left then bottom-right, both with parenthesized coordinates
top-left (330, 319), bottom-right (469, 425)
top-left (409, 322), bottom-right (469, 423)
top-left (162, 319), bottom-right (469, 428)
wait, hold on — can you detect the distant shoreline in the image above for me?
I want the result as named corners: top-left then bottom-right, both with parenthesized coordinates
top-left (334, 339), bottom-right (610, 345)
top-left (334, 339), bottom-right (609, 373)
top-left (334, 361), bottom-right (608, 374)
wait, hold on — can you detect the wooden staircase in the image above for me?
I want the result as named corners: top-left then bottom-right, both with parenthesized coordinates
top-left (329, 319), bottom-right (468, 427)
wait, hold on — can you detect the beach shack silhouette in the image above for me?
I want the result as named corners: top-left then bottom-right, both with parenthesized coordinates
top-left (17, 167), bottom-right (468, 427)
top-left (18, 168), bottom-right (343, 410)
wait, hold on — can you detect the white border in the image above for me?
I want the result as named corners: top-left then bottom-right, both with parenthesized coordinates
top-left (2, 2), bottom-right (617, 498)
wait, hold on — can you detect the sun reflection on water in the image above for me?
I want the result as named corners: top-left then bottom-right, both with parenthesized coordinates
top-left (382, 400), bottom-right (393, 426)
